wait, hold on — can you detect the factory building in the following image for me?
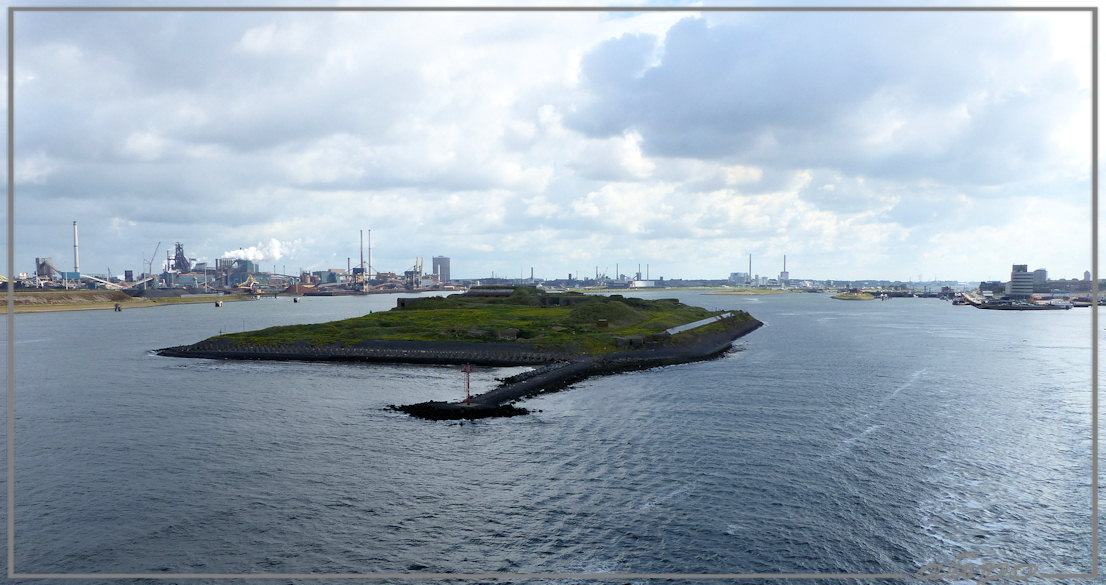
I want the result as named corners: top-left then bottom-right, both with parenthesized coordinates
top-left (35, 257), bottom-right (57, 279)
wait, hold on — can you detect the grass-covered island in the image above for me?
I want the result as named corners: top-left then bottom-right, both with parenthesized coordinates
top-left (831, 292), bottom-right (875, 301)
top-left (157, 287), bottom-right (762, 419)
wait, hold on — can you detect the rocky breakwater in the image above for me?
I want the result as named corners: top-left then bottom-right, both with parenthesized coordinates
top-left (393, 314), bottom-right (763, 420)
top-left (155, 338), bottom-right (574, 367)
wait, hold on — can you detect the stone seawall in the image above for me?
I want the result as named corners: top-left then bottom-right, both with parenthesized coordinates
top-left (393, 317), bottom-right (763, 420)
top-left (155, 338), bottom-right (574, 366)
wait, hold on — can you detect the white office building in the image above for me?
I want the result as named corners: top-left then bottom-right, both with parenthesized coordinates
top-left (1006, 264), bottom-right (1034, 298)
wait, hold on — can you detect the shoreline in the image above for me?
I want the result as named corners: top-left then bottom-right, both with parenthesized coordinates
top-left (705, 289), bottom-right (792, 295)
top-left (568, 286), bottom-right (794, 294)
top-left (2, 292), bottom-right (255, 314)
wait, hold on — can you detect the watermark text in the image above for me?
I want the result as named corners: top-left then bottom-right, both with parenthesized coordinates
top-left (915, 553), bottom-right (1037, 584)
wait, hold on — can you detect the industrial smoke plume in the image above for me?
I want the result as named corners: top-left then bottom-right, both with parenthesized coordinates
top-left (222, 238), bottom-right (296, 263)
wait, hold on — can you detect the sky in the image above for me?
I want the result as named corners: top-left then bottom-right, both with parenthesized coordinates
top-left (7, 1), bottom-right (1095, 282)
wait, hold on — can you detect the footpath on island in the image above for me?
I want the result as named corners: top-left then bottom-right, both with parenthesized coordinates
top-left (156, 286), bottom-right (763, 419)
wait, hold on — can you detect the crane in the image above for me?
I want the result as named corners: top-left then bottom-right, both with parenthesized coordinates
top-left (144, 242), bottom-right (161, 289)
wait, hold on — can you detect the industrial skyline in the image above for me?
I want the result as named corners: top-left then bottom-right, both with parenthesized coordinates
top-left (22, 222), bottom-right (1094, 287)
top-left (10, 6), bottom-right (1093, 282)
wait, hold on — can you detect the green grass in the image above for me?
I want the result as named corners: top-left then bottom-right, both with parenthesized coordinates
top-left (214, 287), bottom-right (751, 354)
top-left (832, 292), bottom-right (875, 300)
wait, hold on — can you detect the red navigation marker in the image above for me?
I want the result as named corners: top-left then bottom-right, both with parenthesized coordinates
top-left (462, 363), bottom-right (473, 405)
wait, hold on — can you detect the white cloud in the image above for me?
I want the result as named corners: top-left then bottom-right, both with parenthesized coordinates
top-left (120, 131), bottom-right (170, 162)
top-left (14, 152), bottom-right (57, 184)
top-left (724, 165), bottom-right (763, 186)
top-left (570, 131), bottom-right (655, 181)
top-left (523, 195), bottom-right (560, 218)
top-left (923, 196), bottom-right (1090, 280)
top-left (11, 9), bottom-right (1093, 281)
top-left (237, 22), bottom-right (312, 55)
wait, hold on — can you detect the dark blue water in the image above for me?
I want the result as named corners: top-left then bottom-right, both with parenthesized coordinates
top-left (3, 291), bottom-right (1097, 582)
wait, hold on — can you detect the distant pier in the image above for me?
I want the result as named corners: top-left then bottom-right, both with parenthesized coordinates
top-left (392, 317), bottom-right (763, 420)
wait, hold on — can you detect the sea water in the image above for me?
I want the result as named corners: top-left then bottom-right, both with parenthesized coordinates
top-left (2, 291), bottom-right (1097, 583)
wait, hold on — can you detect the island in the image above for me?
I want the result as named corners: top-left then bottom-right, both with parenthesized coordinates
top-left (156, 286), bottom-right (762, 419)
top-left (831, 292), bottom-right (875, 300)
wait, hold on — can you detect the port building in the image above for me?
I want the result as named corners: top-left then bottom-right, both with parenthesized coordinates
top-left (1006, 264), bottom-right (1034, 298)
top-left (1033, 269), bottom-right (1048, 290)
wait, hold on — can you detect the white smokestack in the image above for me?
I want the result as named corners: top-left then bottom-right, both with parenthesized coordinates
top-left (73, 220), bottom-right (79, 273)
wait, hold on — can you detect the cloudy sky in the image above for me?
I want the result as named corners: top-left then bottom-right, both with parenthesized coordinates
top-left (8, 2), bottom-right (1094, 282)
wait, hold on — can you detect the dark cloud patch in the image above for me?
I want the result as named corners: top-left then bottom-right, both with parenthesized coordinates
top-left (567, 12), bottom-right (1086, 187)
top-left (568, 15), bottom-right (890, 156)
top-left (570, 33), bottom-right (658, 138)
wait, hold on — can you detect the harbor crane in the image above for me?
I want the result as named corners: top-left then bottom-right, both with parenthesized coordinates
top-left (143, 242), bottom-right (161, 289)
top-left (404, 257), bottom-right (424, 290)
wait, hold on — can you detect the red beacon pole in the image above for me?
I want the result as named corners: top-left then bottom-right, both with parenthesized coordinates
top-left (462, 364), bottom-right (473, 405)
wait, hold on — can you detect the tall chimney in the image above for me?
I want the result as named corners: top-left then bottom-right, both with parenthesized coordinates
top-left (360, 230), bottom-right (365, 279)
top-left (73, 221), bottom-right (79, 274)
top-left (784, 255), bottom-right (786, 272)
top-left (749, 253), bottom-right (752, 280)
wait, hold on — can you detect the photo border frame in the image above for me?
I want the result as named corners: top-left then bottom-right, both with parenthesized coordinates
top-left (5, 4), bottom-right (1098, 581)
